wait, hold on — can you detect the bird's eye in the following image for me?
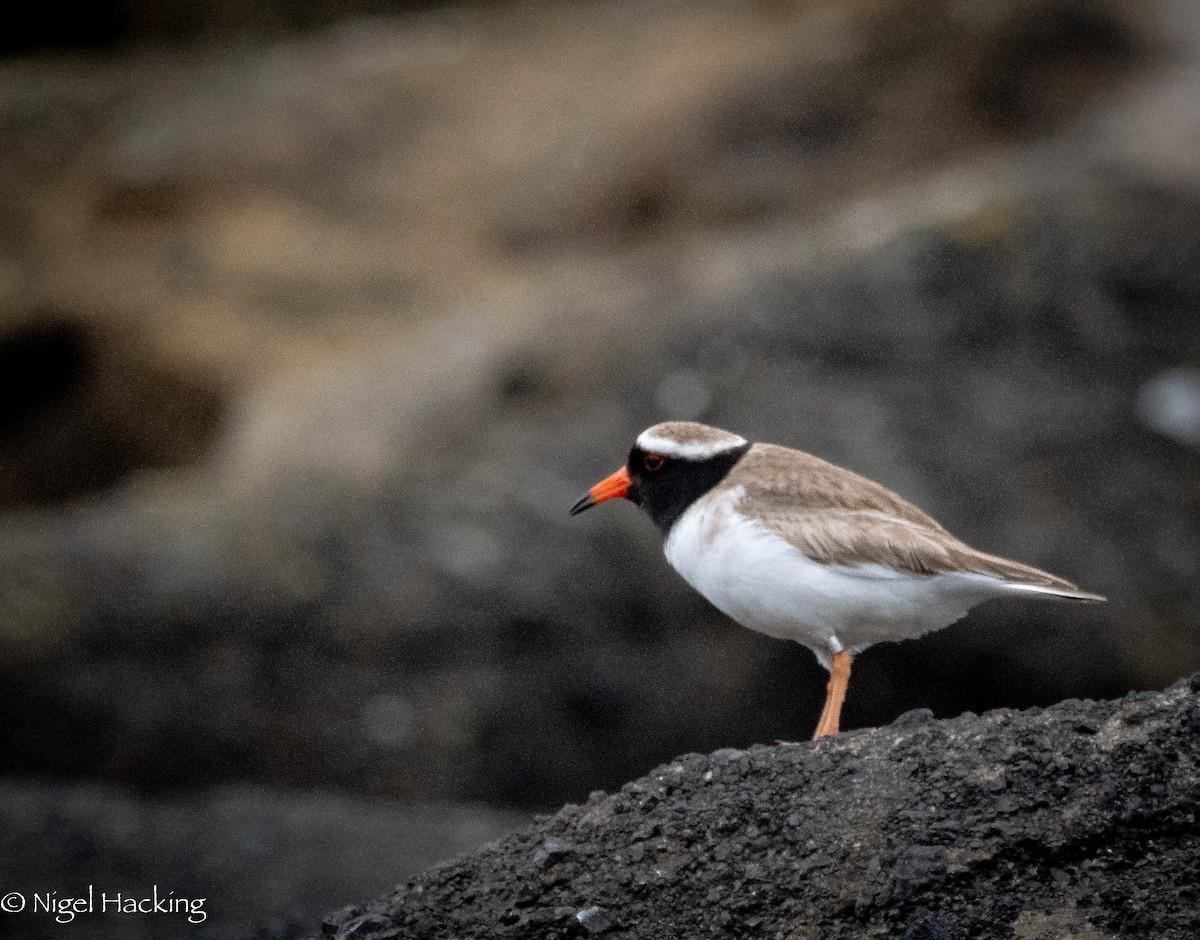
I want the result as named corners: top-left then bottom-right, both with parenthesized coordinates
top-left (643, 453), bottom-right (666, 472)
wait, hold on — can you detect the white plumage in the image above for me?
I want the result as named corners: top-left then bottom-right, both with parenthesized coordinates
top-left (665, 484), bottom-right (1032, 669)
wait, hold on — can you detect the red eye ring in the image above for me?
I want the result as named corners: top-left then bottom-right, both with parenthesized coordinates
top-left (643, 453), bottom-right (665, 472)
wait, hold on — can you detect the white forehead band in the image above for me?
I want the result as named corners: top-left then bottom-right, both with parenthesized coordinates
top-left (635, 431), bottom-right (748, 460)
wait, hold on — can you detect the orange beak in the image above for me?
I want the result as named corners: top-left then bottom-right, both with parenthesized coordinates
top-left (569, 466), bottom-right (632, 516)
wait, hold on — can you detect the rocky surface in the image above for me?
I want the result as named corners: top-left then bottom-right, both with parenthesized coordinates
top-left (321, 675), bottom-right (1200, 940)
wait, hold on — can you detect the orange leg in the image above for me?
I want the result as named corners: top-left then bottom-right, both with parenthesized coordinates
top-left (812, 650), bottom-right (852, 739)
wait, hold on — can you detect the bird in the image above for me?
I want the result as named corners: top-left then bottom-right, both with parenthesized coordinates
top-left (569, 421), bottom-right (1105, 740)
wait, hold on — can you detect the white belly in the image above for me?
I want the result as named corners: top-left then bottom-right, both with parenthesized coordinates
top-left (663, 490), bottom-right (1009, 669)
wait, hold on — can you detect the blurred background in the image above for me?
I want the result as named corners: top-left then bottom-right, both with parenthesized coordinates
top-left (1, 0), bottom-right (1199, 936)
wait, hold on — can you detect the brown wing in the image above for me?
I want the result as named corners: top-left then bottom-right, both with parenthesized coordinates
top-left (726, 444), bottom-right (1104, 598)
top-left (726, 444), bottom-right (952, 532)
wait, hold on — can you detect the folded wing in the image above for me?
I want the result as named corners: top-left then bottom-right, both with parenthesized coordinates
top-left (729, 445), bottom-right (1104, 602)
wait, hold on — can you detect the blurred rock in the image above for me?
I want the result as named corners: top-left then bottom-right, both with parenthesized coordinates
top-left (1137, 366), bottom-right (1200, 449)
top-left (0, 313), bottom-right (225, 509)
top-left (0, 780), bottom-right (526, 939)
top-left (3, 183), bottom-right (1197, 812)
top-left (0, 0), bottom-right (1197, 815)
top-left (1, 0), bottom-right (444, 53)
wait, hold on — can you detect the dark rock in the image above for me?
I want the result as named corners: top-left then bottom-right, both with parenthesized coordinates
top-left (532, 837), bottom-right (576, 867)
top-left (315, 678), bottom-right (1200, 939)
top-left (889, 845), bottom-right (950, 901)
top-left (575, 905), bottom-right (614, 934)
top-left (892, 708), bottom-right (937, 728)
top-left (902, 913), bottom-right (957, 940)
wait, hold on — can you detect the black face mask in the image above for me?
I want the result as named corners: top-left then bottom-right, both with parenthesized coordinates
top-left (628, 442), bottom-right (751, 535)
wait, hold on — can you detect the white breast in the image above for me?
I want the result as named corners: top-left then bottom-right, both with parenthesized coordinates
top-left (663, 487), bottom-right (1011, 669)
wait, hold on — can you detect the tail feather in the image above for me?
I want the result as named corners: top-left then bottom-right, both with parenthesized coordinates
top-left (961, 548), bottom-right (1106, 603)
top-left (1001, 581), bottom-right (1107, 603)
